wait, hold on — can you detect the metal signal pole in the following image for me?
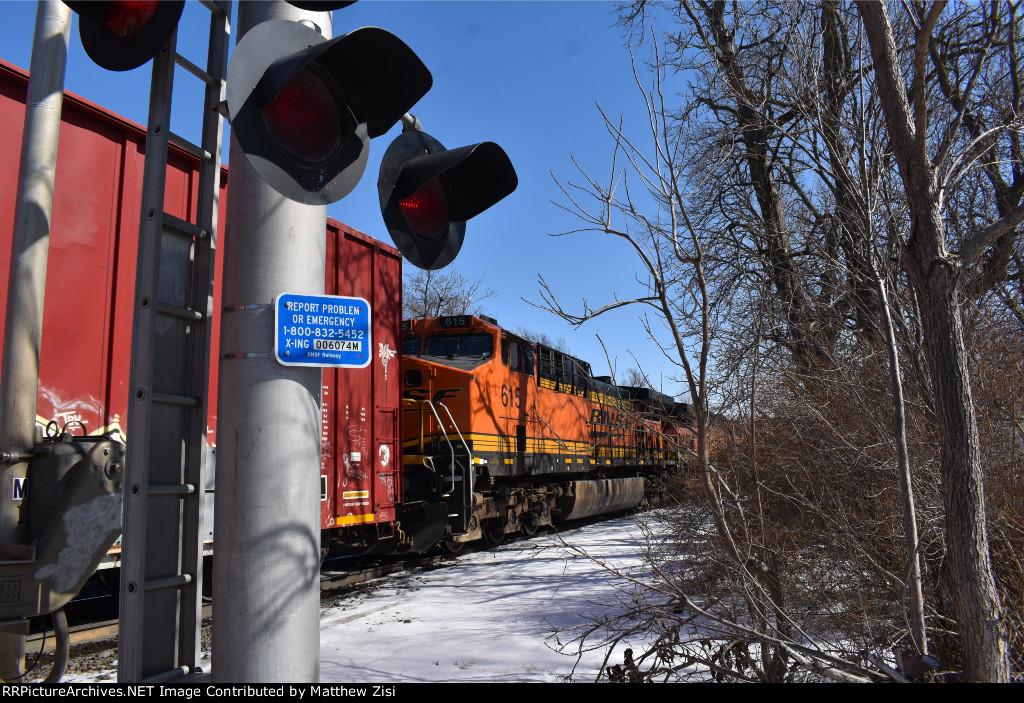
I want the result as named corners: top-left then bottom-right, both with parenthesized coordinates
top-left (212, 1), bottom-right (332, 683)
top-left (0, 0), bottom-right (71, 680)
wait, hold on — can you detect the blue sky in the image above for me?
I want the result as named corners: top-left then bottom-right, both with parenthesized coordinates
top-left (0, 0), bottom-right (686, 397)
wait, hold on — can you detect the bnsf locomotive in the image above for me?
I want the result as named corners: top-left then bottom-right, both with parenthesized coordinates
top-left (322, 314), bottom-right (695, 555)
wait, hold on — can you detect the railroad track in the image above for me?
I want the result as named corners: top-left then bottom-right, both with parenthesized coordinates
top-left (24, 551), bottom-right (457, 658)
top-left (22, 517), bottom-right (606, 677)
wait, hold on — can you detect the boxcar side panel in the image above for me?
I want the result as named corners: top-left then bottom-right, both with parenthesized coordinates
top-left (321, 223), bottom-right (402, 532)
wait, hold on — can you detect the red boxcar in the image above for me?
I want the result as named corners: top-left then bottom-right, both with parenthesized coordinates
top-left (0, 59), bottom-right (402, 562)
top-left (320, 224), bottom-right (403, 539)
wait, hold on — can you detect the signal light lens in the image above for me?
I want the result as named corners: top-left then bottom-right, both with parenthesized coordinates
top-left (399, 179), bottom-right (449, 239)
top-left (102, 1), bottom-right (160, 37)
top-left (263, 67), bottom-right (343, 164)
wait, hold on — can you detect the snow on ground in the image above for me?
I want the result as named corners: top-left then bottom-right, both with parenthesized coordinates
top-left (320, 515), bottom-right (648, 683)
top-left (65, 514), bottom-right (651, 683)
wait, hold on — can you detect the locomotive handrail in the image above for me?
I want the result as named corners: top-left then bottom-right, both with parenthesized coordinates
top-left (420, 399), bottom-right (458, 497)
top-left (436, 401), bottom-right (475, 535)
top-left (420, 399), bottom-right (475, 503)
top-left (436, 401), bottom-right (474, 498)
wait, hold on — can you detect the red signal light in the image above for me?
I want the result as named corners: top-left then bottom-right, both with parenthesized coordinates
top-left (263, 67), bottom-right (343, 164)
top-left (68, 0), bottom-right (184, 71)
top-left (102, 1), bottom-right (159, 38)
top-left (399, 179), bottom-right (449, 239)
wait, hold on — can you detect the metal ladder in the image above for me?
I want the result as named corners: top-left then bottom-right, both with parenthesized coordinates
top-left (118, 1), bottom-right (232, 683)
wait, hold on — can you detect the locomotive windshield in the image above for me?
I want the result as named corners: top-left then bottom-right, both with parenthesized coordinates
top-left (425, 334), bottom-right (493, 358)
top-left (421, 333), bottom-right (494, 369)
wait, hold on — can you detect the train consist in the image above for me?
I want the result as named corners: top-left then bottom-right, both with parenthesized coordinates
top-left (323, 314), bottom-right (695, 554)
top-left (0, 58), bottom-right (694, 567)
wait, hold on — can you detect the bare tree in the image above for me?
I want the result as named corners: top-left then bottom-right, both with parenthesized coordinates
top-left (512, 326), bottom-right (573, 355)
top-left (536, 31), bottom-right (901, 681)
top-left (533, 0), bottom-right (1024, 682)
top-left (401, 267), bottom-right (497, 320)
top-left (858, 0), bottom-right (1024, 681)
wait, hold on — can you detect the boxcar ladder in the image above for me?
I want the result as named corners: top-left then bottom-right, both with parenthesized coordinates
top-left (118, 1), bottom-right (232, 682)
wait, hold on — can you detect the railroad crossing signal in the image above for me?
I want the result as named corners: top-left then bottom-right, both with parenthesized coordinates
top-left (225, 20), bottom-right (432, 205)
top-left (64, 1), bottom-right (185, 72)
top-left (377, 130), bottom-right (517, 270)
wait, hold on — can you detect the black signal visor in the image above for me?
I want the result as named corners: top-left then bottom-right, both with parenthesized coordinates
top-left (393, 143), bottom-right (517, 222)
top-left (257, 27), bottom-right (432, 140)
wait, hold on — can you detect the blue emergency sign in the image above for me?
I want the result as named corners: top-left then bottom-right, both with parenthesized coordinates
top-left (275, 293), bottom-right (371, 368)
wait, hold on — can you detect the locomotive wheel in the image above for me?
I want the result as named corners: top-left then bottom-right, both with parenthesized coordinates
top-left (482, 519), bottom-right (506, 545)
top-left (442, 540), bottom-right (465, 554)
top-left (520, 520), bottom-right (539, 538)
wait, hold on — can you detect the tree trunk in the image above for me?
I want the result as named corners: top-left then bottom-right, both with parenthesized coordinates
top-left (698, 1), bottom-right (822, 369)
top-left (905, 247), bottom-right (1008, 681)
top-left (858, 1), bottom-right (1009, 681)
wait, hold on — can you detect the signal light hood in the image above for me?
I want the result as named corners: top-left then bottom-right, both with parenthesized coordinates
top-left (378, 130), bottom-right (518, 270)
top-left (226, 21), bottom-right (432, 205)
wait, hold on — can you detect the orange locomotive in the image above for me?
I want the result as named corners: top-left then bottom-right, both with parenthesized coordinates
top-left (389, 314), bottom-right (693, 551)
